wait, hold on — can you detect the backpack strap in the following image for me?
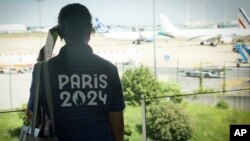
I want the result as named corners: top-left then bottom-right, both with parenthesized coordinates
top-left (42, 61), bottom-right (56, 136)
top-left (31, 62), bottom-right (42, 137)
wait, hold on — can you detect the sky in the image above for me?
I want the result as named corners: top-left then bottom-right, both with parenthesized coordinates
top-left (0, 0), bottom-right (250, 27)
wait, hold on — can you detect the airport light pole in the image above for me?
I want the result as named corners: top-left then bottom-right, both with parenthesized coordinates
top-left (186, 0), bottom-right (190, 26)
top-left (153, 0), bottom-right (157, 78)
top-left (37, 0), bottom-right (43, 48)
top-left (224, 0), bottom-right (227, 25)
top-left (201, 0), bottom-right (204, 24)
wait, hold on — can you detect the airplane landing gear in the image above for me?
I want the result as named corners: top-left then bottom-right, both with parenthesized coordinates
top-left (209, 42), bottom-right (215, 46)
top-left (132, 40), bottom-right (140, 44)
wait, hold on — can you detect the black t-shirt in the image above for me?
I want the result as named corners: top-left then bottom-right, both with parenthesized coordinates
top-left (28, 43), bottom-right (125, 141)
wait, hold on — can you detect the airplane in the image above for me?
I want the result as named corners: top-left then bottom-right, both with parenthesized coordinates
top-left (234, 8), bottom-right (250, 42)
top-left (159, 9), bottom-right (250, 46)
top-left (94, 17), bottom-right (155, 44)
top-left (235, 8), bottom-right (250, 42)
top-left (237, 8), bottom-right (250, 29)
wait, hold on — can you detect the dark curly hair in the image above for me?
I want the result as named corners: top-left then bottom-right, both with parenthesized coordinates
top-left (58, 3), bottom-right (94, 41)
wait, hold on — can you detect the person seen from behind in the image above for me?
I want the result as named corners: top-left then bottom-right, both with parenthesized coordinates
top-left (26, 3), bottom-right (125, 141)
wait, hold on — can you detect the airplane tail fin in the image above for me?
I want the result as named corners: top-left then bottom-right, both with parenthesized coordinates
top-left (237, 8), bottom-right (250, 29)
top-left (159, 13), bottom-right (178, 33)
top-left (95, 17), bottom-right (110, 33)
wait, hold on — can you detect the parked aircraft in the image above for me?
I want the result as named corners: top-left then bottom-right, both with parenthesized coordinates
top-left (160, 10), bottom-right (250, 46)
top-left (95, 18), bottom-right (155, 44)
top-left (235, 8), bottom-right (250, 43)
top-left (237, 8), bottom-right (250, 29)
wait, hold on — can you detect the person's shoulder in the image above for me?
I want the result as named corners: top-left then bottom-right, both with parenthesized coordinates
top-left (93, 54), bottom-right (116, 68)
top-left (47, 53), bottom-right (62, 64)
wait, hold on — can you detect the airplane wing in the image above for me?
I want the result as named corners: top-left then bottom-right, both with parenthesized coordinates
top-left (185, 34), bottom-right (222, 45)
top-left (187, 34), bottom-right (221, 42)
top-left (205, 34), bottom-right (222, 44)
top-left (187, 35), bottom-right (207, 41)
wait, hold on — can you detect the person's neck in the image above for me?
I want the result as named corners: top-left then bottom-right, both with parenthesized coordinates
top-left (65, 38), bottom-right (89, 45)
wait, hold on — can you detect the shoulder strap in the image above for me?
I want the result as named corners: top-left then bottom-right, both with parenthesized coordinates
top-left (42, 61), bottom-right (56, 136)
top-left (31, 62), bottom-right (42, 137)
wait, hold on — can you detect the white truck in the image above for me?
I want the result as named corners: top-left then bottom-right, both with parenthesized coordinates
top-left (184, 69), bottom-right (223, 78)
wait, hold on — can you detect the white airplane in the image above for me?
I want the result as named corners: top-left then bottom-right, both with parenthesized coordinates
top-left (160, 10), bottom-right (250, 46)
top-left (94, 17), bottom-right (155, 44)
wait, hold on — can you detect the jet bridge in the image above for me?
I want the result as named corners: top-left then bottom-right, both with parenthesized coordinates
top-left (235, 43), bottom-right (250, 63)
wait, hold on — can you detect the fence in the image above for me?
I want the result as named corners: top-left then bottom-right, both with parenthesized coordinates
top-left (0, 85), bottom-right (249, 141)
top-left (139, 88), bottom-right (250, 141)
top-left (186, 93), bottom-right (250, 111)
top-left (0, 62), bottom-right (249, 140)
top-left (0, 64), bottom-right (249, 110)
top-left (118, 64), bottom-right (250, 92)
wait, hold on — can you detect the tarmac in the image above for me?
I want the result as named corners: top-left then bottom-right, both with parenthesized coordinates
top-left (0, 33), bottom-right (249, 110)
top-left (0, 34), bottom-right (249, 68)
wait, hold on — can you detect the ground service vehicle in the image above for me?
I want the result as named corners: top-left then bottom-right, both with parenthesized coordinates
top-left (184, 69), bottom-right (222, 78)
